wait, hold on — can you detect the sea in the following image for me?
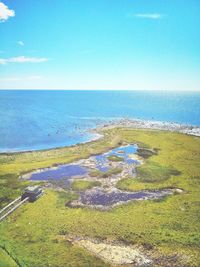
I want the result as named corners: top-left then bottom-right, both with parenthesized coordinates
top-left (0, 90), bottom-right (199, 153)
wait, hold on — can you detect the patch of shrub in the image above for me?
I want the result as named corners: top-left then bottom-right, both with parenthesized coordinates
top-left (107, 155), bottom-right (124, 162)
top-left (71, 180), bottom-right (101, 191)
top-left (136, 148), bottom-right (157, 159)
top-left (136, 162), bottom-right (181, 183)
top-left (89, 168), bottom-right (122, 178)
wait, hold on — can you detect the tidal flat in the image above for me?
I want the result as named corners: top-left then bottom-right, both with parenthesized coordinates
top-left (0, 127), bottom-right (200, 266)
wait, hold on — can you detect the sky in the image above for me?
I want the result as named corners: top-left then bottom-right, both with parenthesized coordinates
top-left (0, 0), bottom-right (200, 90)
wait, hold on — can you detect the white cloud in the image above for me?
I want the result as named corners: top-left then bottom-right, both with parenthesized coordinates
top-left (0, 56), bottom-right (49, 64)
top-left (134, 13), bottom-right (163, 19)
top-left (0, 2), bottom-right (15, 22)
top-left (18, 41), bottom-right (24, 46)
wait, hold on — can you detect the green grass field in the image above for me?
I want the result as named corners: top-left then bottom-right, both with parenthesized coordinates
top-left (0, 128), bottom-right (200, 266)
top-left (71, 180), bottom-right (101, 191)
top-left (0, 247), bottom-right (18, 267)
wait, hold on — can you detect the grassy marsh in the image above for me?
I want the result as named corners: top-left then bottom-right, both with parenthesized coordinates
top-left (0, 128), bottom-right (200, 266)
top-left (71, 180), bottom-right (101, 191)
top-left (90, 167), bottom-right (122, 178)
top-left (107, 155), bottom-right (124, 162)
top-left (0, 247), bottom-right (18, 267)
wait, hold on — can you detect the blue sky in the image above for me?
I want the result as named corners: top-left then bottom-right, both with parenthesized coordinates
top-left (0, 0), bottom-right (200, 90)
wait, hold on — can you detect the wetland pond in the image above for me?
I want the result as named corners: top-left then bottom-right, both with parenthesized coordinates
top-left (30, 164), bottom-right (88, 181)
top-left (26, 144), bottom-right (139, 181)
top-left (23, 144), bottom-right (174, 208)
top-left (79, 188), bottom-right (173, 207)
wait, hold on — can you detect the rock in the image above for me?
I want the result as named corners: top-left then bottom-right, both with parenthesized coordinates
top-left (174, 188), bottom-right (183, 194)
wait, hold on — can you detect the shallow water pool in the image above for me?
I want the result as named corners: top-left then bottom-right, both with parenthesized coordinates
top-left (28, 144), bottom-right (138, 181)
top-left (80, 189), bottom-right (172, 206)
top-left (30, 164), bottom-right (87, 180)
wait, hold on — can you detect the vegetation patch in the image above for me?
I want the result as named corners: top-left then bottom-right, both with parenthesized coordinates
top-left (136, 161), bottom-right (181, 183)
top-left (0, 247), bottom-right (18, 267)
top-left (107, 155), bottom-right (124, 162)
top-left (0, 174), bottom-right (30, 209)
top-left (89, 169), bottom-right (103, 177)
top-left (71, 180), bottom-right (101, 191)
top-left (136, 148), bottom-right (157, 159)
top-left (90, 168), bottom-right (122, 178)
top-left (56, 190), bottom-right (79, 207)
top-left (117, 178), bottom-right (156, 191)
top-left (117, 161), bottom-right (181, 191)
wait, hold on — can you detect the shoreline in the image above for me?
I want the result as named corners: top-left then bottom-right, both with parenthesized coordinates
top-left (0, 132), bottom-right (104, 155)
top-left (1, 118), bottom-right (200, 155)
top-left (97, 118), bottom-right (200, 136)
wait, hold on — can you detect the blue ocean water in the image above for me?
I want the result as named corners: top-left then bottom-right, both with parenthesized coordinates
top-left (0, 90), bottom-right (199, 152)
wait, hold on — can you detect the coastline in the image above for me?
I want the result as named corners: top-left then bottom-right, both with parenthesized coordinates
top-left (0, 132), bottom-right (104, 155)
top-left (98, 118), bottom-right (200, 136)
top-left (1, 118), bottom-right (199, 155)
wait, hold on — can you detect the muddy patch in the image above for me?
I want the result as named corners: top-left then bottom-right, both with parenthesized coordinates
top-left (58, 235), bottom-right (186, 266)
top-left (71, 238), bottom-right (152, 266)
